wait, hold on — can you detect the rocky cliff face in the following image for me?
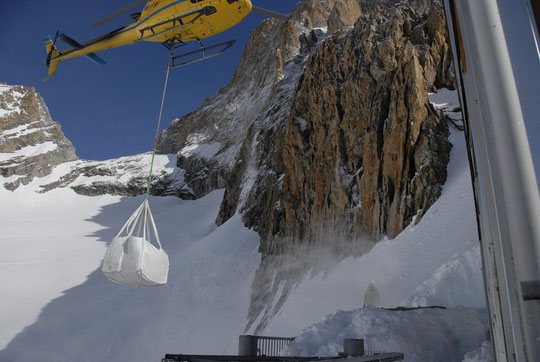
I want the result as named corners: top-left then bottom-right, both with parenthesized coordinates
top-left (256, 1), bottom-right (453, 253)
top-left (157, 0), bottom-right (455, 333)
top-left (0, 85), bottom-right (77, 190)
top-left (157, 0), bottom-right (346, 198)
top-left (162, 0), bottom-right (453, 253)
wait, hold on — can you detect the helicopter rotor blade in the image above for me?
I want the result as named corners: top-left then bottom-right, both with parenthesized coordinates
top-left (251, 6), bottom-right (289, 21)
top-left (92, 0), bottom-right (148, 28)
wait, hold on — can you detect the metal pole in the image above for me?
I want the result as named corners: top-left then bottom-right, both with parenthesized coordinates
top-left (238, 335), bottom-right (257, 357)
top-left (344, 339), bottom-right (365, 357)
top-left (443, 0), bottom-right (540, 360)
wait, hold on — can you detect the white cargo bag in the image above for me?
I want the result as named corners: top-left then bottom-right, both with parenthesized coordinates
top-left (102, 199), bottom-right (169, 287)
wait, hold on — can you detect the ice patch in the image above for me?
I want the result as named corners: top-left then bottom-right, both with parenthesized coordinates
top-left (314, 27), bottom-right (328, 33)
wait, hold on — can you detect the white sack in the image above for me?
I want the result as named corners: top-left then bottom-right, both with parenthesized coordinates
top-left (102, 200), bottom-right (169, 287)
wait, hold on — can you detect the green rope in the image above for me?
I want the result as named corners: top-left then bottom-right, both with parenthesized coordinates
top-left (145, 50), bottom-right (173, 200)
top-left (145, 151), bottom-right (157, 200)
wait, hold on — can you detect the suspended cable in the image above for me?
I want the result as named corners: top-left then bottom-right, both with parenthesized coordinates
top-left (145, 48), bottom-right (173, 200)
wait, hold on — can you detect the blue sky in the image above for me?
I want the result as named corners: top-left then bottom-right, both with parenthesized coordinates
top-left (0, 0), bottom-right (298, 160)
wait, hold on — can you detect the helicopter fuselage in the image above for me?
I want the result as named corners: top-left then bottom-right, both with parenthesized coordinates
top-left (49, 0), bottom-right (253, 64)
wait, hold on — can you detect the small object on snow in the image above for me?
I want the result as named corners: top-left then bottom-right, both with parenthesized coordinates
top-left (102, 200), bottom-right (169, 287)
top-left (363, 281), bottom-right (380, 308)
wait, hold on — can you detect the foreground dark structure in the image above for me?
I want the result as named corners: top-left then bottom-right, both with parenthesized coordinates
top-left (162, 337), bottom-right (403, 362)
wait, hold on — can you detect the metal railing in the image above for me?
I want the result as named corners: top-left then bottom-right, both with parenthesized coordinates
top-left (257, 336), bottom-right (296, 357)
top-left (239, 335), bottom-right (296, 357)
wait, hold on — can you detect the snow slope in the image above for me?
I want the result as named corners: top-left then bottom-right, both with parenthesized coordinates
top-left (0, 188), bottom-right (261, 361)
top-left (0, 188), bottom-right (118, 350)
top-left (0, 91), bottom-right (490, 361)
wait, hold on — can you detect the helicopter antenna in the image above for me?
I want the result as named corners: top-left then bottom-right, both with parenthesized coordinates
top-left (92, 0), bottom-right (148, 28)
top-left (251, 6), bottom-right (289, 21)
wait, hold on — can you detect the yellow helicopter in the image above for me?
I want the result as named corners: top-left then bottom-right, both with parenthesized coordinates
top-left (44, 0), bottom-right (288, 81)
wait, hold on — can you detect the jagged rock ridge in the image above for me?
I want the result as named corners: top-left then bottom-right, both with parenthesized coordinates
top-left (38, 154), bottom-right (192, 198)
top-left (0, 84), bottom-right (189, 198)
top-left (0, 84), bottom-right (77, 190)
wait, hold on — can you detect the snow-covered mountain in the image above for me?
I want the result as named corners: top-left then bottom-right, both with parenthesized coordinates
top-left (0, 122), bottom-right (488, 361)
top-left (1, 1), bottom-right (491, 361)
top-left (0, 84), bottom-right (191, 198)
top-left (0, 84), bottom-right (77, 190)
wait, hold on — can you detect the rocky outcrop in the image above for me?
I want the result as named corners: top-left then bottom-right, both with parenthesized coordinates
top-left (276, 3), bottom-right (452, 245)
top-left (217, 2), bottom-right (453, 256)
top-left (328, 0), bottom-right (363, 34)
top-left (0, 85), bottom-right (77, 190)
top-left (157, 0), bottom-right (346, 198)
top-left (237, 0), bottom-right (454, 334)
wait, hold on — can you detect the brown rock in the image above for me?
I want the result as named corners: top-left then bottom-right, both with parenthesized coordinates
top-left (157, 0), bottom-right (342, 199)
top-left (0, 86), bottom-right (78, 190)
top-left (225, 2), bottom-right (453, 256)
top-left (242, 1), bottom-right (454, 333)
top-left (328, 0), bottom-right (363, 34)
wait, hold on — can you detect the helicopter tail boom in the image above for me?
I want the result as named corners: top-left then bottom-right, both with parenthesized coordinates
top-left (43, 33), bottom-right (108, 81)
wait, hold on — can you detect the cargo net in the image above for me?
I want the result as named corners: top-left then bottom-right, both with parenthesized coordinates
top-left (102, 200), bottom-right (169, 287)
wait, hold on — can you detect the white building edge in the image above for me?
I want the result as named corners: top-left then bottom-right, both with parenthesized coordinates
top-left (442, 0), bottom-right (540, 360)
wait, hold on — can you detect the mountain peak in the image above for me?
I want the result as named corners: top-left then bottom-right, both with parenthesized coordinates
top-left (0, 85), bottom-right (78, 191)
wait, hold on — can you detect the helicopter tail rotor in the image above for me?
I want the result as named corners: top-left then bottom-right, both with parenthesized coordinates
top-left (45, 31), bottom-right (60, 66)
top-left (44, 32), bottom-right (61, 81)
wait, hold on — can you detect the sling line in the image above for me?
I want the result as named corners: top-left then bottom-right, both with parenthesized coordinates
top-left (145, 48), bottom-right (173, 200)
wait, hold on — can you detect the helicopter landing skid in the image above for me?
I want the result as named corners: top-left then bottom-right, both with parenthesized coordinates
top-left (163, 39), bottom-right (236, 69)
